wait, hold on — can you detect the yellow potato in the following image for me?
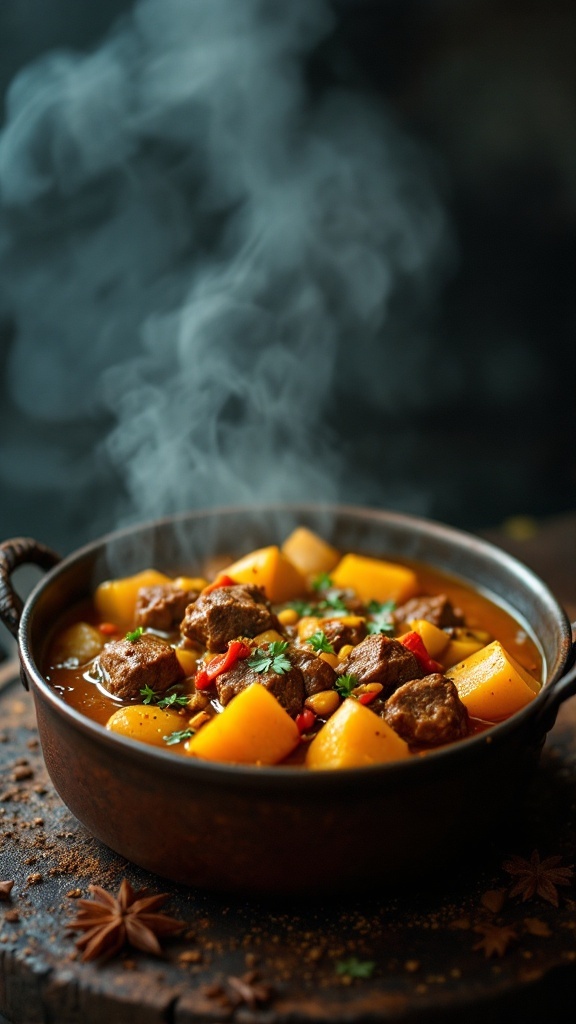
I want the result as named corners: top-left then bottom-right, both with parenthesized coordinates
top-left (185, 683), bottom-right (300, 765)
top-left (106, 705), bottom-right (185, 748)
top-left (172, 575), bottom-right (209, 592)
top-left (446, 640), bottom-right (540, 721)
top-left (221, 545), bottom-right (307, 603)
top-left (330, 554), bottom-right (418, 605)
top-left (281, 527), bottom-right (340, 577)
top-left (51, 622), bottom-right (104, 667)
top-left (306, 698), bottom-right (410, 769)
top-left (175, 646), bottom-right (201, 676)
top-left (408, 618), bottom-right (451, 659)
top-left (94, 569), bottom-right (171, 628)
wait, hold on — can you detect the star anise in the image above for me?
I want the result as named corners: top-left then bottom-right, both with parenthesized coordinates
top-left (472, 922), bottom-right (518, 958)
top-left (502, 850), bottom-right (574, 907)
top-left (67, 878), bottom-right (183, 962)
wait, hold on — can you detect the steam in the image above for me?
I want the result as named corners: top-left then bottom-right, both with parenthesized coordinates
top-left (0, 0), bottom-right (453, 546)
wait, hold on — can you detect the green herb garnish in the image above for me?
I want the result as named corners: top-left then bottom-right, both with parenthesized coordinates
top-left (140, 685), bottom-right (189, 709)
top-left (307, 630), bottom-right (335, 655)
top-left (366, 600), bottom-right (396, 636)
top-left (335, 957), bottom-right (376, 979)
top-left (125, 626), bottom-right (144, 642)
top-left (163, 728), bottom-right (195, 746)
top-left (286, 599), bottom-right (316, 617)
top-left (311, 572), bottom-right (333, 592)
top-left (318, 589), bottom-right (349, 614)
top-left (334, 673), bottom-right (359, 698)
top-left (248, 641), bottom-right (291, 675)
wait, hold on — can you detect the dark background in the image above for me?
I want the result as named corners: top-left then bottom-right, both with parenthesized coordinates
top-left (0, 0), bottom-right (574, 555)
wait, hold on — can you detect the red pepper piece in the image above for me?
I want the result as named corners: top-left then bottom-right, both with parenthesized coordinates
top-left (202, 574), bottom-right (238, 595)
top-left (399, 631), bottom-right (443, 675)
top-left (296, 708), bottom-right (317, 733)
top-left (194, 639), bottom-right (251, 690)
top-left (98, 622), bottom-right (119, 636)
top-left (356, 690), bottom-right (378, 706)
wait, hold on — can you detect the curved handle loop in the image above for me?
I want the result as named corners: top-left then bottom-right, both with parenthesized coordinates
top-left (533, 624), bottom-right (576, 734)
top-left (0, 537), bottom-right (61, 639)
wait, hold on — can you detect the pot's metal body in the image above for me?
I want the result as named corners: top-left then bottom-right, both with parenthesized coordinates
top-left (1, 505), bottom-right (575, 893)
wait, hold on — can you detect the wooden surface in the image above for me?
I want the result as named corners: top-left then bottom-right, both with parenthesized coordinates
top-left (1, 514), bottom-right (575, 1024)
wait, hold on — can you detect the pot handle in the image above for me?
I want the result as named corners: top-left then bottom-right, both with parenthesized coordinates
top-left (0, 537), bottom-right (61, 639)
top-left (532, 622), bottom-right (576, 733)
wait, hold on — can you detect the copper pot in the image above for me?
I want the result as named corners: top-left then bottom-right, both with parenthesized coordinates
top-left (1, 505), bottom-right (574, 894)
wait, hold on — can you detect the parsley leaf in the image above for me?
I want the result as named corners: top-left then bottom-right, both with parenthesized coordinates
top-left (307, 630), bottom-right (335, 654)
top-left (140, 685), bottom-right (189, 709)
top-left (125, 626), bottom-right (144, 642)
top-left (163, 728), bottom-right (195, 746)
top-left (335, 673), bottom-right (359, 698)
top-left (335, 957), bottom-right (375, 979)
top-left (248, 641), bottom-right (291, 675)
top-left (311, 572), bottom-right (333, 592)
top-left (366, 600), bottom-right (396, 636)
top-left (318, 589), bottom-right (349, 614)
top-left (285, 599), bottom-right (316, 617)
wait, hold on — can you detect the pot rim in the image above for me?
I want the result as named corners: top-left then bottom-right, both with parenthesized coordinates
top-left (17, 502), bottom-right (574, 788)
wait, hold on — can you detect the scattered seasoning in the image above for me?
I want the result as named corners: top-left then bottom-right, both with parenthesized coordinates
top-left (0, 881), bottom-right (14, 901)
top-left (3, 909), bottom-right (19, 923)
top-left (335, 956), bottom-right (376, 979)
top-left (472, 923), bottom-right (518, 958)
top-left (27, 873), bottom-right (43, 885)
top-left (502, 851), bottom-right (574, 906)
top-left (67, 878), bottom-right (183, 962)
top-left (12, 764), bottom-right (34, 782)
top-left (480, 889), bottom-right (507, 914)
top-left (227, 971), bottom-right (274, 1009)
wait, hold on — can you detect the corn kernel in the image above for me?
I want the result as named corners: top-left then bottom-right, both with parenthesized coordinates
top-left (278, 608), bottom-right (299, 626)
top-left (305, 690), bottom-right (341, 717)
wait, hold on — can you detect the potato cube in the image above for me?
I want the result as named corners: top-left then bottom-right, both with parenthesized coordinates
top-left (331, 553), bottom-right (418, 604)
top-left (185, 683), bottom-right (300, 765)
top-left (305, 698), bottom-right (410, 769)
top-left (221, 545), bottom-right (307, 603)
top-left (281, 527), bottom-right (340, 576)
top-left (106, 705), bottom-right (186, 748)
top-left (94, 569), bottom-right (171, 629)
top-left (447, 640), bottom-right (540, 721)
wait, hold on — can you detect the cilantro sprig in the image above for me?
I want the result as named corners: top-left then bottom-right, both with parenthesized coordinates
top-left (248, 641), bottom-right (292, 675)
top-left (366, 600), bottom-right (396, 636)
top-left (334, 673), bottom-right (359, 698)
top-left (125, 626), bottom-right (144, 642)
top-left (307, 630), bottom-right (335, 655)
top-left (163, 728), bottom-right (195, 746)
top-left (335, 957), bottom-right (376, 979)
top-left (140, 684), bottom-right (189, 709)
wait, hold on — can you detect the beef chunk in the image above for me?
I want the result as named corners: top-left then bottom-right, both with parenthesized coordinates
top-left (135, 584), bottom-right (199, 632)
top-left (321, 617), bottom-right (367, 652)
top-left (98, 634), bottom-right (184, 701)
top-left (393, 593), bottom-right (464, 630)
top-left (288, 644), bottom-right (337, 696)
top-left (215, 660), bottom-right (305, 718)
top-left (383, 673), bottom-right (470, 747)
top-left (337, 634), bottom-right (421, 697)
top-left (180, 584), bottom-right (280, 652)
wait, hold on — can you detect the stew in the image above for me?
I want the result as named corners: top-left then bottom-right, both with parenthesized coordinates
top-left (43, 527), bottom-right (542, 768)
